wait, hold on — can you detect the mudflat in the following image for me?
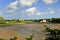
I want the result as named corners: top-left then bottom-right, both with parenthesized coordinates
top-left (0, 23), bottom-right (60, 40)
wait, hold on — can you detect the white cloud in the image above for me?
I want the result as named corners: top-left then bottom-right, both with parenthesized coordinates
top-left (47, 8), bottom-right (55, 14)
top-left (27, 13), bottom-right (34, 16)
top-left (7, 0), bottom-right (37, 8)
top-left (7, 9), bottom-right (17, 13)
top-left (23, 7), bottom-right (54, 16)
top-left (8, 1), bottom-right (18, 9)
top-left (50, 11), bottom-right (55, 14)
top-left (42, 0), bottom-right (58, 4)
top-left (19, 0), bottom-right (37, 6)
top-left (23, 7), bottom-right (42, 16)
top-left (6, 0), bottom-right (37, 13)
top-left (6, 1), bottom-right (18, 13)
top-left (48, 8), bottom-right (55, 14)
top-left (22, 8), bottom-right (56, 16)
top-left (36, 12), bottom-right (42, 15)
top-left (24, 7), bottom-right (37, 13)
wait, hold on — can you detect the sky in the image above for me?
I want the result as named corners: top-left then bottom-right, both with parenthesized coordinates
top-left (0, 0), bottom-right (60, 20)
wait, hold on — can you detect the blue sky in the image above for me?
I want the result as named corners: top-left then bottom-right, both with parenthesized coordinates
top-left (0, 0), bottom-right (60, 20)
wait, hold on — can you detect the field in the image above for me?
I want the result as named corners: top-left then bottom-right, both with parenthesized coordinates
top-left (0, 23), bottom-right (60, 40)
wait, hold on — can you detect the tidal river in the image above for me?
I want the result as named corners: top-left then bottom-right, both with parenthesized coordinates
top-left (0, 23), bottom-right (59, 40)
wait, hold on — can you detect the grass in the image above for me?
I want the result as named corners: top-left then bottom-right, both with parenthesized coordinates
top-left (0, 22), bottom-right (25, 27)
top-left (0, 24), bottom-right (14, 27)
top-left (0, 20), bottom-right (34, 27)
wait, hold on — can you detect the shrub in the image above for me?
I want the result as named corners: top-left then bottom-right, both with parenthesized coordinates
top-left (10, 36), bottom-right (17, 40)
top-left (45, 26), bottom-right (60, 40)
top-left (25, 34), bottom-right (34, 40)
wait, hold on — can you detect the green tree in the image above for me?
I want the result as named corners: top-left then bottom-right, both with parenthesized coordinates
top-left (0, 16), bottom-right (5, 24)
top-left (50, 18), bottom-right (60, 23)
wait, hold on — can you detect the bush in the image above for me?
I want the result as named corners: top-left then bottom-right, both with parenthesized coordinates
top-left (10, 36), bottom-right (17, 40)
top-left (25, 34), bottom-right (34, 40)
top-left (45, 26), bottom-right (60, 40)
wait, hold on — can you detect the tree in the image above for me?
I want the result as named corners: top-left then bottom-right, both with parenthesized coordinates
top-left (50, 18), bottom-right (60, 23)
top-left (0, 16), bottom-right (5, 24)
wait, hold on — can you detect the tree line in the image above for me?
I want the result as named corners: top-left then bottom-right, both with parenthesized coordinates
top-left (0, 16), bottom-right (60, 24)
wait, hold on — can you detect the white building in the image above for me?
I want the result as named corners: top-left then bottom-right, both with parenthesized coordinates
top-left (40, 19), bottom-right (47, 23)
top-left (18, 18), bottom-right (24, 22)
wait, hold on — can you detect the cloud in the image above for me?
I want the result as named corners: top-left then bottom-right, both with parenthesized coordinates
top-left (8, 0), bottom-right (37, 8)
top-left (23, 7), bottom-right (37, 16)
top-left (27, 13), bottom-right (34, 16)
top-left (22, 7), bottom-right (46, 16)
top-left (48, 8), bottom-right (55, 14)
top-left (23, 7), bottom-right (36, 15)
top-left (22, 7), bottom-right (54, 16)
top-left (6, 1), bottom-right (18, 13)
top-left (50, 11), bottom-right (55, 14)
top-left (36, 12), bottom-right (42, 15)
top-left (24, 7), bottom-right (37, 13)
top-left (6, 0), bottom-right (37, 14)
top-left (42, 0), bottom-right (58, 4)
top-left (22, 7), bottom-right (56, 16)
top-left (8, 1), bottom-right (18, 9)
top-left (19, 0), bottom-right (37, 6)
top-left (6, 8), bottom-right (17, 13)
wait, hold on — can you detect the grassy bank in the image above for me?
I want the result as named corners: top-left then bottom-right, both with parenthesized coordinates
top-left (0, 22), bottom-right (25, 27)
